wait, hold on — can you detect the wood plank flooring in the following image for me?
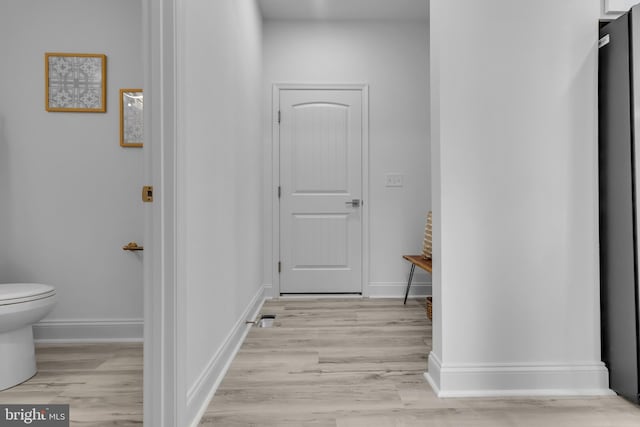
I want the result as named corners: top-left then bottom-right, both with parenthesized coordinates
top-left (3, 300), bottom-right (640, 426)
top-left (201, 298), bottom-right (640, 427)
top-left (0, 343), bottom-right (142, 426)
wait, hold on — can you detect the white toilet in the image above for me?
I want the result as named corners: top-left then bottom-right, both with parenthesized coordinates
top-left (0, 283), bottom-right (57, 391)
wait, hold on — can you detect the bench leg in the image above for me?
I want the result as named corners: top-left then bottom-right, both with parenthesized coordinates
top-left (404, 264), bottom-right (416, 305)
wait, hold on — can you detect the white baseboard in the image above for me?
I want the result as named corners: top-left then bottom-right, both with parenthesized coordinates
top-left (264, 282), bottom-right (431, 299)
top-left (186, 284), bottom-right (267, 427)
top-left (263, 283), bottom-right (274, 299)
top-left (368, 281), bottom-right (431, 298)
top-left (278, 294), bottom-right (364, 299)
top-left (33, 319), bottom-right (143, 343)
top-left (425, 351), bottom-right (613, 397)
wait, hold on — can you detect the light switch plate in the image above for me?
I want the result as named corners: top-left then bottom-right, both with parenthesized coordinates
top-left (385, 173), bottom-right (404, 187)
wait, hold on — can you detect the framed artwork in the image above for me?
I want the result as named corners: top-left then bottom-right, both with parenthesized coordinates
top-left (120, 89), bottom-right (143, 147)
top-left (45, 53), bottom-right (106, 112)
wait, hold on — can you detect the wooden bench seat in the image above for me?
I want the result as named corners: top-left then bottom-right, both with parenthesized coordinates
top-left (402, 255), bottom-right (432, 304)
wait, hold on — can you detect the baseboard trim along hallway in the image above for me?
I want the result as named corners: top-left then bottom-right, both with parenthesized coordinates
top-left (426, 351), bottom-right (614, 397)
top-left (263, 282), bottom-right (432, 299)
top-left (34, 319), bottom-right (144, 343)
top-left (187, 284), bottom-right (267, 427)
top-left (368, 281), bottom-right (431, 298)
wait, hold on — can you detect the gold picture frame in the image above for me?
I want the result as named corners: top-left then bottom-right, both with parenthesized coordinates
top-left (45, 53), bottom-right (106, 112)
top-left (120, 89), bottom-right (143, 147)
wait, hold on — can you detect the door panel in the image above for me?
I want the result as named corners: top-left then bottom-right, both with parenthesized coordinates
top-left (292, 103), bottom-right (349, 193)
top-left (599, 16), bottom-right (640, 402)
top-left (291, 214), bottom-right (349, 268)
top-left (280, 89), bottom-right (362, 293)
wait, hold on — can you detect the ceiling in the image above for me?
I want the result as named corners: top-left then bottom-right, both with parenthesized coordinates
top-left (257, 0), bottom-right (429, 21)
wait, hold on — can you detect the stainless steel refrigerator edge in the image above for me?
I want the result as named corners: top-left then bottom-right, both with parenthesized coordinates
top-left (599, 4), bottom-right (640, 404)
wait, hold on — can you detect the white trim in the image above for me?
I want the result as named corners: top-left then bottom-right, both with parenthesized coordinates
top-left (271, 84), bottom-right (280, 296)
top-left (34, 319), bottom-right (143, 343)
top-left (263, 283), bottom-right (275, 299)
top-left (604, 0), bottom-right (639, 15)
top-left (425, 351), bottom-right (613, 398)
top-left (368, 281), bottom-right (431, 298)
top-left (361, 86), bottom-right (370, 298)
top-left (143, 0), bottom-right (181, 425)
top-left (271, 83), bottom-right (370, 297)
top-left (425, 350), bottom-right (442, 395)
top-left (186, 285), bottom-right (267, 427)
top-left (278, 294), bottom-right (366, 300)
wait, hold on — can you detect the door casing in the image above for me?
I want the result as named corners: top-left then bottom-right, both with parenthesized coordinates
top-left (271, 83), bottom-right (370, 297)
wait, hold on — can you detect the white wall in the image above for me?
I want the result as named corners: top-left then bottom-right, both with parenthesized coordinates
top-left (263, 20), bottom-right (430, 296)
top-left (0, 0), bottom-right (143, 339)
top-left (603, 0), bottom-right (640, 17)
top-left (177, 0), bottom-right (264, 423)
top-left (428, 0), bottom-right (609, 396)
top-left (0, 108), bottom-right (7, 280)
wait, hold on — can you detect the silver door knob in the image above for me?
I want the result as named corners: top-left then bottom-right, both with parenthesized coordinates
top-left (345, 199), bottom-right (361, 207)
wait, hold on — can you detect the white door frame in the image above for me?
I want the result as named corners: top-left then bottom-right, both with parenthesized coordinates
top-left (143, 0), bottom-right (185, 425)
top-left (271, 83), bottom-right (370, 297)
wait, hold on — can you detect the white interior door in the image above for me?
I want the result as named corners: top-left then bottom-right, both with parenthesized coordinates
top-left (279, 89), bottom-right (363, 293)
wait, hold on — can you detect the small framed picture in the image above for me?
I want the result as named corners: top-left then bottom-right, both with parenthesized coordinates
top-left (120, 89), bottom-right (143, 147)
top-left (45, 53), bottom-right (106, 112)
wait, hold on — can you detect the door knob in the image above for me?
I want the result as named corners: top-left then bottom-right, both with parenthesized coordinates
top-left (345, 199), bottom-right (361, 207)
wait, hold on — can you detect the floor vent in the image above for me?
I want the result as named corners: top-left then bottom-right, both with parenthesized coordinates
top-left (246, 314), bottom-right (276, 328)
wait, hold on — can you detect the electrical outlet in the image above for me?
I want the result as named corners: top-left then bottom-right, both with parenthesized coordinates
top-left (385, 173), bottom-right (404, 187)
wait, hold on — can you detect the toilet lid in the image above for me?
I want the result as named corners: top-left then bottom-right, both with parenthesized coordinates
top-left (0, 283), bottom-right (56, 305)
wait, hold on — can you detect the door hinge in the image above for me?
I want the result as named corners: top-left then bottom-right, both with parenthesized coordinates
top-left (142, 186), bottom-right (153, 203)
top-left (278, 261), bottom-right (281, 273)
top-left (278, 186), bottom-right (281, 199)
top-left (278, 110), bottom-right (281, 124)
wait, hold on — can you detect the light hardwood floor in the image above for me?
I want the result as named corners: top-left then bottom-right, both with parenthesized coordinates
top-left (0, 343), bottom-right (142, 426)
top-left (3, 300), bottom-right (640, 426)
top-left (201, 298), bottom-right (640, 427)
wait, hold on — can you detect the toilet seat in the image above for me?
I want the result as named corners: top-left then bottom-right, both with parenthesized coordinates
top-left (0, 284), bottom-right (56, 306)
